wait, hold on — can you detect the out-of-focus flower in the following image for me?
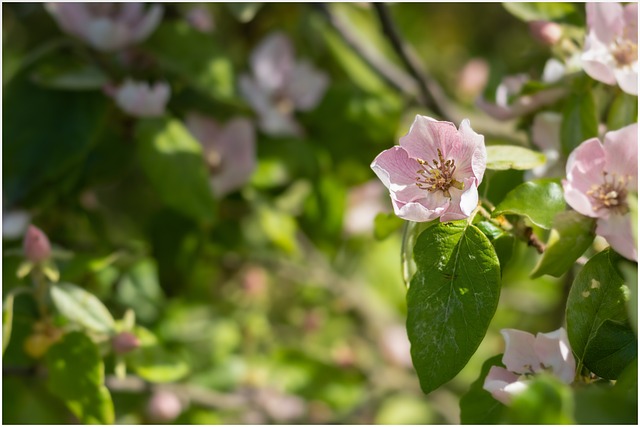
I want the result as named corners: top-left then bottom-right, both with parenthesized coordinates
top-left (110, 79), bottom-right (170, 118)
top-left (371, 115), bottom-right (486, 223)
top-left (185, 112), bottom-right (256, 197)
top-left (529, 20), bottom-right (563, 46)
top-left (147, 390), bottom-right (183, 423)
top-left (23, 225), bottom-right (51, 263)
top-left (457, 58), bottom-right (490, 99)
top-left (3, 209), bottom-right (30, 240)
top-left (255, 388), bottom-right (306, 422)
top-left (582, 2), bottom-right (638, 95)
top-left (112, 331), bottom-right (140, 354)
top-left (483, 327), bottom-right (576, 405)
top-left (239, 32), bottom-right (329, 137)
top-left (477, 74), bottom-right (566, 121)
top-left (186, 6), bottom-right (214, 33)
top-left (46, 3), bottom-right (163, 52)
top-left (562, 123), bottom-right (638, 261)
top-left (379, 325), bottom-right (413, 369)
top-left (344, 180), bottom-right (389, 235)
top-left (527, 112), bottom-right (564, 179)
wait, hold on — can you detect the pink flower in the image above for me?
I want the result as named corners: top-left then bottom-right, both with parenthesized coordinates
top-left (562, 123), bottom-right (638, 261)
top-left (371, 115), bottom-right (486, 222)
top-left (529, 20), bottom-right (563, 46)
top-left (457, 58), bottom-right (490, 99)
top-left (239, 32), bottom-right (329, 137)
top-left (23, 225), bottom-right (51, 263)
top-left (581, 2), bottom-right (638, 95)
top-left (111, 79), bottom-right (170, 118)
top-left (186, 6), bottom-right (214, 33)
top-left (526, 112), bottom-right (564, 179)
top-left (186, 112), bottom-right (256, 198)
top-left (146, 390), bottom-right (183, 423)
top-left (483, 328), bottom-right (576, 405)
top-left (46, 3), bottom-right (163, 52)
top-left (111, 331), bottom-right (140, 354)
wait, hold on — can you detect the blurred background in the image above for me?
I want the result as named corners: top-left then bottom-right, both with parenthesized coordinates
top-left (3, 3), bottom-right (569, 424)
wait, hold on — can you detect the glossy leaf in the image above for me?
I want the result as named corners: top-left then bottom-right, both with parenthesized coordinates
top-left (504, 374), bottom-right (575, 424)
top-left (560, 89), bottom-right (598, 156)
top-left (459, 354), bottom-right (506, 424)
top-left (531, 211), bottom-right (596, 278)
top-left (607, 92), bottom-right (638, 131)
top-left (45, 331), bottom-right (114, 424)
top-left (136, 117), bottom-right (216, 225)
top-left (566, 249), bottom-right (630, 375)
top-left (50, 283), bottom-right (116, 334)
top-left (583, 319), bottom-right (637, 380)
top-left (407, 221), bottom-right (501, 395)
top-left (492, 179), bottom-right (565, 229)
top-left (485, 145), bottom-right (546, 171)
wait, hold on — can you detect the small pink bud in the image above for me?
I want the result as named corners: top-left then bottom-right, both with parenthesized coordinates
top-left (112, 332), bottom-right (140, 355)
top-left (23, 225), bottom-right (51, 263)
top-left (529, 20), bottom-right (563, 46)
top-left (147, 390), bottom-right (183, 423)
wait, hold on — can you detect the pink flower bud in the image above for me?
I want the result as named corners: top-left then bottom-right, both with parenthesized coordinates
top-left (112, 332), bottom-right (140, 354)
top-left (23, 225), bottom-right (51, 263)
top-left (147, 390), bottom-right (183, 423)
top-left (529, 20), bottom-right (563, 45)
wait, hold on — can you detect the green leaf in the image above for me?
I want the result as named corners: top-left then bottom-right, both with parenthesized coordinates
top-left (502, 2), bottom-right (582, 24)
top-left (619, 261), bottom-right (638, 333)
top-left (126, 326), bottom-right (189, 383)
top-left (116, 258), bottom-right (165, 324)
top-left (583, 319), bottom-right (637, 380)
top-left (574, 367), bottom-right (638, 425)
top-left (607, 92), bottom-right (638, 131)
top-left (226, 3), bottom-right (263, 22)
top-left (45, 331), bottom-right (114, 424)
top-left (475, 221), bottom-right (515, 273)
top-left (2, 288), bottom-right (28, 354)
top-left (459, 354), bottom-right (506, 424)
top-left (504, 374), bottom-right (575, 424)
top-left (492, 178), bottom-right (565, 229)
top-left (373, 212), bottom-right (404, 240)
top-left (31, 57), bottom-right (108, 91)
top-left (407, 221), bottom-right (501, 395)
top-left (531, 211), bottom-right (596, 278)
top-left (485, 145), bottom-right (546, 171)
top-left (50, 283), bottom-right (116, 334)
top-left (561, 89), bottom-right (598, 156)
top-left (566, 248), bottom-right (631, 377)
top-left (136, 117), bottom-right (216, 224)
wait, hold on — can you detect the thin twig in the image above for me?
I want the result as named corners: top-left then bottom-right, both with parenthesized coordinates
top-left (524, 227), bottom-right (546, 254)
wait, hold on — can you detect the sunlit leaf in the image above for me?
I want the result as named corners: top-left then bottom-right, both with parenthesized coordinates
top-left (492, 179), bottom-right (565, 229)
top-left (485, 145), bottom-right (546, 171)
top-left (50, 283), bottom-right (116, 334)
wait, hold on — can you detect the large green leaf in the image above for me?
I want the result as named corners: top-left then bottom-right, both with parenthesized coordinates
top-left (504, 374), bottom-right (575, 424)
top-left (566, 248), bottom-right (633, 378)
top-left (607, 92), bottom-right (638, 131)
top-left (583, 319), bottom-right (637, 380)
top-left (485, 145), bottom-right (546, 171)
top-left (475, 221), bottom-right (515, 273)
top-left (561, 89), bottom-right (598, 156)
top-left (136, 117), bottom-right (216, 224)
top-left (531, 211), bottom-right (596, 278)
top-left (492, 179), bottom-right (565, 229)
top-left (45, 332), bottom-right (114, 424)
top-left (407, 221), bottom-right (501, 395)
top-left (50, 283), bottom-right (115, 334)
top-left (459, 354), bottom-right (506, 424)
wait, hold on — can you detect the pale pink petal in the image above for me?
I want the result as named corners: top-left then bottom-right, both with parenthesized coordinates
top-left (483, 366), bottom-right (521, 405)
top-left (392, 198), bottom-right (445, 222)
top-left (597, 214), bottom-right (638, 261)
top-left (132, 4), bottom-right (163, 42)
top-left (453, 118), bottom-right (486, 183)
top-left (533, 328), bottom-right (576, 383)
top-left (581, 34), bottom-right (618, 85)
top-left (87, 19), bottom-right (131, 51)
top-left (114, 79), bottom-right (169, 118)
top-left (287, 61), bottom-right (329, 111)
top-left (250, 32), bottom-right (295, 93)
top-left (532, 112), bottom-right (562, 152)
top-left (476, 98), bottom-right (515, 121)
top-left (603, 123), bottom-right (638, 190)
top-left (185, 112), bottom-right (221, 153)
top-left (614, 66), bottom-right (638, 96)
top-left (542, 58), bottom-right (566, 83)
top-left (563, 138), bottom-right (607, 217)
top-left (399, 115), bottom-right (455, 163)
top-left (118, 3), bottom-right (144, 25)
top-left (259, 108), bottom-right (302, 137)
top-left (623, 3), bottom-right (638, 41)
top-left (46, 3), bottom-right (92, 37)
top-left (371, 146), bottom-right (422, 190)
top-left (211, 118), bottom-right (256, 197)
top-left (586, 2), bottom-right (624, 44)
top-left (501, 329), bottom-right (541, 375)
top-left (440, 178), bottom-right (478, 222)
top-left (239, 74), bottom-right (273, 117)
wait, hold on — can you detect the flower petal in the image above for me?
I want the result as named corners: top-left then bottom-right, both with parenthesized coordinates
top-left (399, 115), bottom-right (455, 164)
top-left (454, 118), bottom-right (486, 183)
top-left (392, 198), bottom-right (445, 223)
top-left (614, 65), bottom-right (638, 96)
top-left (185, 112), bottom-right (221, 153)
top-left (597, 213), bottom-right (638, 261)
top-left (250, 32), bottom-right (295, 93)
top-left (87, 19), bottom-right (131, 51)
top-left (132, 4), bottom-right (163, 43)
top-left (440, 178), bottom-right (478, 222)
top-left (483, 366), bottom-right (521, 405)
top-left (287, 60), bottom-right (329, 111)
top-left (501, 329), bottom-right (540, 375)
top-left (532, 112), bottom-right (562, 152)
top-left (46, 3), bottom-right (92, 38)
top-left (586, 2), bottom-right (624, 45)
top-left (371, 146), bottom-right (423, 190)
top-left (533, 328), bottom-right (576, 383)
top-left (563, 138), bottom-right (607, 217)
top-left (581, 34), bottom-right (617, 86)
top-left (603, 123), bottom-right (638, 191)
top-left (623, 3), bottom-right (638, 42)
top-left (211, 118), bottom-right (256, 197)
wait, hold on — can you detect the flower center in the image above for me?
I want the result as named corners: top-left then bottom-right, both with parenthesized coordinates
top-left (586, 172), bottom-right (630, 215)
top-left (205, 150), bottom-right (224, 175)
top-left (415, 148), bottom-right (464, 198)
top-left (612, 39), bottom-right (638, 67)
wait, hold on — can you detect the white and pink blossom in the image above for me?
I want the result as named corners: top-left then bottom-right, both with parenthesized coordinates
top-left (581, 2), bottom-right (638, 95)
top-left (371, 115), bottom-right (486, 223)
top-left (526, 112), bottom-right (564, 179)
top-left (46, 3), bottom-right (163, 52)
top-left (186, 112), bottom-right (256, 198)
top-left (239, 32), bottom-right (329, 137)
top-left (562, 123), bottom-right (638, 261)
top-left (110, 79), bottom-right (170, 118)
top-left (483, 327), bottom-right (576, 405)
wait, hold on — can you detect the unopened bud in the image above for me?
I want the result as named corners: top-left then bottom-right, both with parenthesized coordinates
top-left (147, 390), bottom-right (183, 423)
top-left (529, 20), bottom-right (562, 46)
top-left (23, 225), bottom-right (51, 263)
top-left (112, 332), bottom-right (140, 354)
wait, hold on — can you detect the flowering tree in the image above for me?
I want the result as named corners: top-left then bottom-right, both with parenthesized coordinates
top-left (3, 2), bottom-right (637, 424)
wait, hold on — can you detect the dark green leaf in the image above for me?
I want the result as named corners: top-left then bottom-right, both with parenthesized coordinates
top-left (373, 212), bottom-right (404, 240)
top-left (531, 211), bottom-right (596, 278)
top-left (459, 354), bottom-right (506, 424)
top-left (116, 258), bottom-right (165, 324)
top-left (574, 367), bottom-right (638, 425)
top-left (475, 221), bottom-right (515, 273)
top-left (31, 56), bottom-right (108, 91)
top-left (50, 283), bottom-right (115, 334)
top-left (492, 179), bottom-right (565, 229)
top-left (485, 145), bottom-right (546, 171)
top-left (566, 249), bottom-right (630, 375)
top-left (583, 319), bottom-right (637, 380)
top-left (136, 117), bottom-right (216, 225)
top-left (561, 89), bottom-right (598, 156)
top-left (504, 374), bottom-right (575, 424)
top-left (407, 221), bottom-right (501, 394)
top-left (607, 92), bottom-right (638, 131)
top-left (45, 331), bottom-right (114, 424)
